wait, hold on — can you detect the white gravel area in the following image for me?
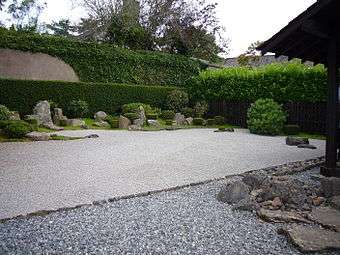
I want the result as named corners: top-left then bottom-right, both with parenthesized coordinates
top-left (0, 129), bottom-right (325, 220)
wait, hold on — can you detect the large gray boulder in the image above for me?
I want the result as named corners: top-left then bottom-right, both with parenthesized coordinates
top-left (133, 106), bottom-right (146, 127)
top-left (53, 108), bottom-right (68, 126)
top-left (186, 117), bottom-right (193, 125)
top-left (94, 111), bottom-right (107, 122)
top-left (286, 136), bottom-right (309, 146)
top-left (119, 115), bottom-right (131, 129)
top-left (9, 111), bottom-right (20, 121)
top-left (25, 131), bottom-right (50, 141)
top-left (33, 101), bottom-right (53, 127)
top-left (217, 180), bottom-right (251, 204)
top-left (175, 113), bottom-right (187, 125)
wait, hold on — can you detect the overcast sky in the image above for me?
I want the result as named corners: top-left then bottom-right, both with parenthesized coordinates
top-left (40, 0), bottom-right (317, 57)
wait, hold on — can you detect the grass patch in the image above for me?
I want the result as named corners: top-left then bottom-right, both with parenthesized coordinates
top-left (50, 135), bottom-right (84, 141)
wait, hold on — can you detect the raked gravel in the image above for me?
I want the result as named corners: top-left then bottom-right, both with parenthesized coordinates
top-left (2, 177), bottom-right (335, 255)
top-left (0, 129), bottom-right (325, 220)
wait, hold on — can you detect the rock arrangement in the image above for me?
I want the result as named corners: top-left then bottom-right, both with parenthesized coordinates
top-left (286, 137), bottom-right (317, 149)
top-left (217, 158), bottom-right (340, 253)
top-left (93, 111), bottom-right (110, 128)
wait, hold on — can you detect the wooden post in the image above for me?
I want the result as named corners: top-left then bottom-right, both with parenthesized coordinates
top-left (321, 36), bottom-right (339, 177)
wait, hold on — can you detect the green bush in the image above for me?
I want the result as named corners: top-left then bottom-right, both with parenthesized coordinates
top-left (106, 116), bottom-right (119, 129)
top-left (247, 99), bottom-right (287, 136)
top-left (194, 101), bottom-right (209, 117)
top-left (214, 116), bottom-right (225, 125)
top-left (146, 113), bottom-right (158, 120)
top-left (66, 100), bottom-right (89, 118)
top-left (0, 28), bottom-right (200, 86)
top-left (122, 103), bottom-right (153, 115)
top-left (3, 121), bottom-right (33, 138)
top-left (166, 90), bottom-right (189, 112)
top-left (0, 79), bottom-right (176, 116)
top-left (0, 120), bottom-right (11, 129)
top-left (206, 119), bottom-right (215, 126)
top-left (165, 120), bottom-right (173, 126)
top-left (181, 107), bottom-right (194, 118)
top-left (0, 105), bottom-right (10, 121)
top-left (160, 110), bottom-right (175, 120)
top-left (284, 124), bottom-right (300, 135)
top-left (124, 113), bottom-right (139, 120)
top-left (193, 118), bottom-right (204, 126)
top-left (185, 62), bottom-right (327, 103)
top-left (24, 118), bottom-right (39, 130)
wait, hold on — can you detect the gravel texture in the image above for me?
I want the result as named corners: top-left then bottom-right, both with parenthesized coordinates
top-left (0, 129), bottom-right (325, 220)
top-left (1, 177), bottom-right (335, 255)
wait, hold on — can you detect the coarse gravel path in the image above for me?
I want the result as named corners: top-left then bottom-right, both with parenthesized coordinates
top-left (0, 177), bottom-right (336, 255)
top-left (0, 129), bottom-right (325, 220)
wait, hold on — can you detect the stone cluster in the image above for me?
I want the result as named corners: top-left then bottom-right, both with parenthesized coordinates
top-left (217, 158), bottom-right (340, 253)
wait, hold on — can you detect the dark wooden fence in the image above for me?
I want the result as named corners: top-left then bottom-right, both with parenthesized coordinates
top-left (208, 101), bottom-right (327, 134)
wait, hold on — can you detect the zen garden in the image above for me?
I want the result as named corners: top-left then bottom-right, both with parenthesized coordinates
top-left (0, 0), bottom-right (339, 254)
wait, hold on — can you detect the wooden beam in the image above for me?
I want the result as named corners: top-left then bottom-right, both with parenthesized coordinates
top-left (301, 19), bottom-right (331, 40)
top-left (321, 36), bottom-right (339, 176)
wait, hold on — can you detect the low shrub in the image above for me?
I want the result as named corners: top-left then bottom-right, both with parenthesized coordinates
top-left (214, 116), bottom-right (225, 125)
top-left (247, 98), bottom-right (287, 136)
top-left (166, 90), bottom-right (189, 112)
top-left (0, 120), bottom-right (11, 129)
top-left (67, 100), bottom-right (89, 118)
top-left (0, 79), bottom-right (176, 117)
top-left (194, 101), bottom-right (209, 117)
top-left (122, 103), bottom-right (153, 115)
top-left (165, 120), bottom-right (173, 126)
top-left (206, 119), bottom-right (215, 126)
top-left (106, 116), bottom-right (119, 129)
top-left (160, 110), bottom-right (175, 120)
top-left (181, 107), bottom-right (194, 118)
top-left (193, 118), bottom-right (204, 126)
top-left (0, 105), bottom-right (10, 121)
top-left (3, 121), bottom-right (33, 138)
top-left (24, 118), bottom-right (39, 130)
top-left (146, 113), bottom-right (158, 120)
top-left (284, 124), bottom-right (300, 135)
top-left (124, 112), bottom-right (139, 120)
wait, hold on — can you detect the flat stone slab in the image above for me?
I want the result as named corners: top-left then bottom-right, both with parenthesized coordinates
top-left (308, 207), bottom-right (340, 232)
top-left (257, 209), bottom-right (311, 224)
top-left (280, 225), bottom-right (340, 253)
top-left (0, 129), bottom-right (325, 220)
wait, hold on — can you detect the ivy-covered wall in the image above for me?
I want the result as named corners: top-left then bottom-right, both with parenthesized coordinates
top-left (185, 62), bottom-right (327, 103)
top-left (0, 28), bottom-right (201, 86)
top-left (0, 78), bottom-right (177, 116)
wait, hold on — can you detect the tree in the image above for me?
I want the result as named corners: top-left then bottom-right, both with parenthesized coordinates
top-left (46, 19), bottom-right (74, 37)
top-left (77, 0), bottom-right (229, 61)
top-left (1, 0), bottom-right (46, 32)
top-left (237, 41), bottom-right (262, 67)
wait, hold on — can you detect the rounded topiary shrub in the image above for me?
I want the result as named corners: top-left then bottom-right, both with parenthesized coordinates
top-left (166, 90), bottom-right (189, 112)
top-left (124, 112), bottom-right (139, 120)
top-left (247, 99), bottom-right (286, 136)
top-left (67, 100), bottom-right (89, 118)
top-left (165, 120), bottom-right (174, 126)
top-left (160, 110), bottom-right (175, 120)
top-left (105, 116), bottom-right (119, 129)
top-left (0, 105), bottom-right (10, 121)
top-left (122, 103), bottom-right (153, 115)
top-left (193, 118), bottom-right (205, 126)
top-left (3, 121), bottom-right (33, 138)
top-left (146, 113), bottom-right (158, 120)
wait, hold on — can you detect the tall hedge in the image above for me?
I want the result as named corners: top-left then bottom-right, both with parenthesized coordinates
top-left (185, 62), bottom-right (327, 103)
top-left (0, 28), bottom-right (200, 86)
top-left (0, 79), bottom-right (177, 116)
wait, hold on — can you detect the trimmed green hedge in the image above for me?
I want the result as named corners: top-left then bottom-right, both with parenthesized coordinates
top-left (185, 62), bottom-right (327, 103)
top-left (0, 28), bottom-right (200, 86)
top-left (0, 79), bottom-right (177, 116)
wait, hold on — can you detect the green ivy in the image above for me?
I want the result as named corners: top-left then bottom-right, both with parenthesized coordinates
top-left (0, 78), bottom-right (177, 116)
top-left (185, 62), bottom-right (327, 103)
top-left (0, 28), bottom-right (200, 86)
